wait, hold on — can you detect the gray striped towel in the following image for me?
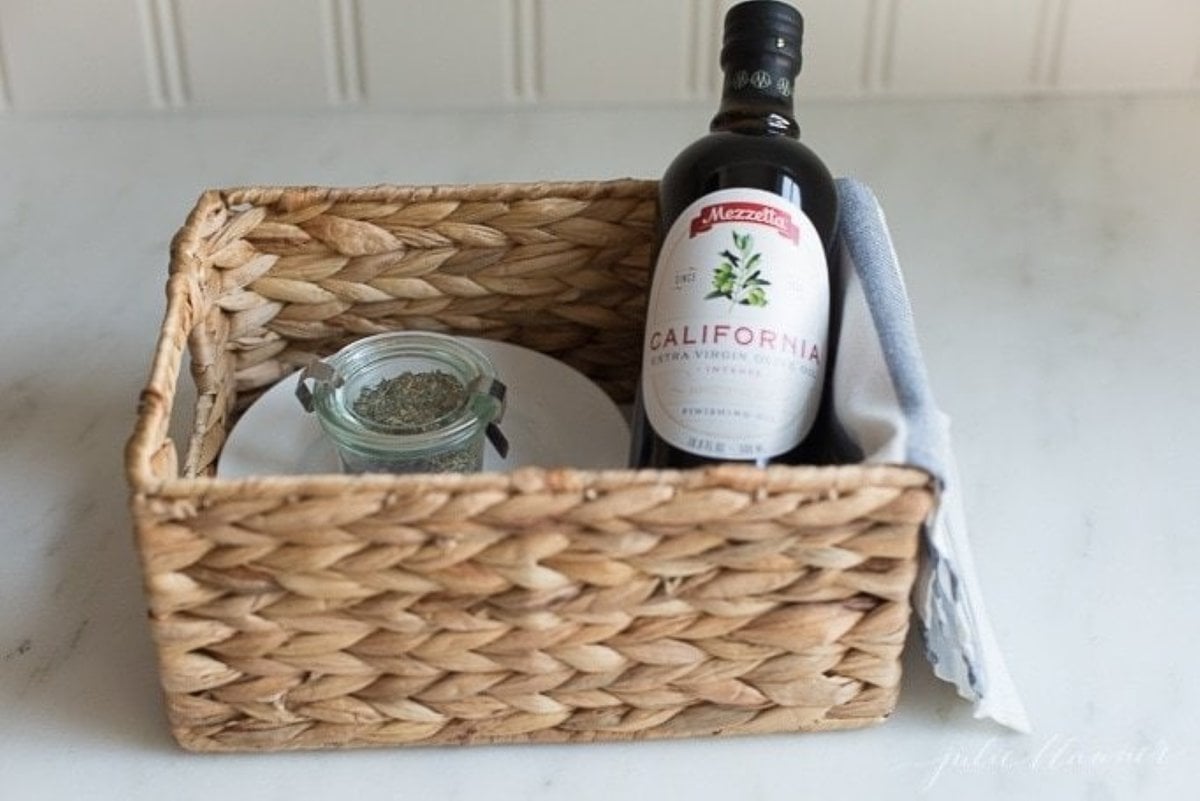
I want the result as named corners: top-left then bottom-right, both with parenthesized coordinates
top-left (831, 177), bottom-right (1029, 731)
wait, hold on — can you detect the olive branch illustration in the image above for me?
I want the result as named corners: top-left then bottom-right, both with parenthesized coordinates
top-left (706, 230), bottom-right (770, 307)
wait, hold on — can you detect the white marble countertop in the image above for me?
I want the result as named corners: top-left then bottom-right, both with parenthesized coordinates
top-left (1, 96), bottom-right (1196, 800)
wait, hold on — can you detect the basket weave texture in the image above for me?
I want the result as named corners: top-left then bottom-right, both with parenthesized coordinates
top-left (126, 180), bottom-right (934, 752)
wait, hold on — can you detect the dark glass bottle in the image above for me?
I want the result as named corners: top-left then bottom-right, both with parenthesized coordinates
top-left (629, 0), bottom-right (839, 469)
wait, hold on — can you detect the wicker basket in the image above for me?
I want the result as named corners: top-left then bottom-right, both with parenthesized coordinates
top-left (125, 179), bottom-right (934, 752)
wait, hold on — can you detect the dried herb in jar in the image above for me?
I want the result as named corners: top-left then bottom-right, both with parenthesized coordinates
top-left (353, 370), bottom-right (466, 432)
top-left (350, 370), bottom-right (479, 472)
top-left (299, 332), bottom-right (505, 476)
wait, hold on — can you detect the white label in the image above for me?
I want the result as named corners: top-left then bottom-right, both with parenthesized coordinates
top-left (642, 187), bottom-right (829, 461)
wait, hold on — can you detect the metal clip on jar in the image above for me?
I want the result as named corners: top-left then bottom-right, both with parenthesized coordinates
top-left (295, 332), bottom-right (508, 474)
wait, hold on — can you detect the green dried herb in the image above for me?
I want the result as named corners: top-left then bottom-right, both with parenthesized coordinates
top-left (346, 370), bottom-right (481, 473)
top-left (353, 370), bottom-right (466, 432)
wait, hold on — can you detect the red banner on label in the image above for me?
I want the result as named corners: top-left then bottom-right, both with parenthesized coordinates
top-left (689, 201), bottom-right (800, 243)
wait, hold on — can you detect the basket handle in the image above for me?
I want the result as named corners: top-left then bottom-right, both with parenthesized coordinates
top-left (125, 191), bottom-right (227, 491)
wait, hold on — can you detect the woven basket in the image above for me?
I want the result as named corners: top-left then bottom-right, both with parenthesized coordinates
top-left (125, 179), bottom-right (934, 752)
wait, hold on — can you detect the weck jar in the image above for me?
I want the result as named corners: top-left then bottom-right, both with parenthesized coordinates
top-left (296, 332), bottom-right (507, 474)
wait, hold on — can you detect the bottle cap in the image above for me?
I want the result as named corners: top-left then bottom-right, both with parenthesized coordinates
top-left (721, 0), bottom-right (804, 71)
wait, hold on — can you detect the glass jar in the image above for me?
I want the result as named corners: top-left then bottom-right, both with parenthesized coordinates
top-left (296, 332), bottom-right (507, 474)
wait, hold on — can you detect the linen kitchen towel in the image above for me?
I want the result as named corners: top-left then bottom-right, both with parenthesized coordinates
top-left (830, 178), bottom-right (1029, 732)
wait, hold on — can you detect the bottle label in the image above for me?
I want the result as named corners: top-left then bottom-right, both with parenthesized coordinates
top-left (642, 187), bottom-right (829, 461)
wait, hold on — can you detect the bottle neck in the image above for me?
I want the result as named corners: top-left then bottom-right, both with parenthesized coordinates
top-left (710, 55), bottom-right (800, 138)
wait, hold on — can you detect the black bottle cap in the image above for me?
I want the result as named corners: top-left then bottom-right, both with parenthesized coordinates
top-left (721, 0), bottom-right (804, 71)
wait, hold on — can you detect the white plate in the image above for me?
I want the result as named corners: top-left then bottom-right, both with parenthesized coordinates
top-left (217, 338), bottom-right (630, 477)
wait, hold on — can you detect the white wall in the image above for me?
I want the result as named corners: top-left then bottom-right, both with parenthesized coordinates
top-left (0, 0), bottom-right (1197, 112)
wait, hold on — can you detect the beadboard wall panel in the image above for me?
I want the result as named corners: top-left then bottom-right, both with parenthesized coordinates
top-left (888, 0), bottom-right (1045, 94)
top-left (1057, 0), bottom-right (1200, 92)
top-left (0, 22), bottom-right (9, 110)
top-left (175, 0), bottom-right (330, 108)
top-left (0, 0), bottom-right (1196, 112)
top-left (540, 0), bottom-right (692, 103)
top-left (0, 0), bottom-right (150, 111)
top-left (358, 0), bottom-right (512, 106)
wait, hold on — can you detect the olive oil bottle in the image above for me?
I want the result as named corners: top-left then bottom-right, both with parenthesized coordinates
top-left (630, 0), bottom-right (839, 469)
